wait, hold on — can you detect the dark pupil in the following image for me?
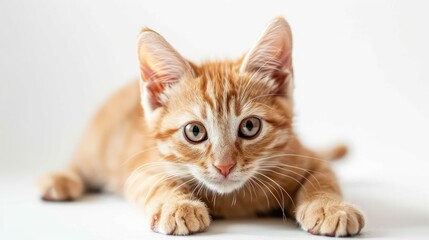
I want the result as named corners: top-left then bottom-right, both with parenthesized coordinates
top-left (245, 120), bottom-right (253, 131)
top-left (192, 125), bottom-right (200, 137)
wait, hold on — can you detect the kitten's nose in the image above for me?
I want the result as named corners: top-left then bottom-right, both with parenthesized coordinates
top-left (214, 163), bottom-right (236, 177)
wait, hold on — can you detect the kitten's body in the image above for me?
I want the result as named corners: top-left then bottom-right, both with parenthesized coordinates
top-left (38, 18), bottom-right (364, 237)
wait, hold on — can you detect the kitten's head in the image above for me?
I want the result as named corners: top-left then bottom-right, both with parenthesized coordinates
top-left (138, 17), bottom-right (294, 194)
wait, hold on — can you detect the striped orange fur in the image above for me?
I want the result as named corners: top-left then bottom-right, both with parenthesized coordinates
top-left (37, 17), bottom-right (364, 237)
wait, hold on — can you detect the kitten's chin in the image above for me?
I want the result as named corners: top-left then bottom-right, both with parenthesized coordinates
top-left (190, 169), bottom-right (250, 194)
top-left (204, 179), bottom-right (245, 194)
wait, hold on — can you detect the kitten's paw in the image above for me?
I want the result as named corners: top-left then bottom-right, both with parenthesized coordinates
top-left (151, 200), bottom-right (211, 235)
top-left (37, 172), bottom-right (84, 201)
top-left (296, 198), bottom-right (365, 237)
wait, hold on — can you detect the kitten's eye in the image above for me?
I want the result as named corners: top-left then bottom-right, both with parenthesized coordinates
top-left (184, 122), bottom-right (208, 143)
top-left (238, 117), bottom-right (262, 139)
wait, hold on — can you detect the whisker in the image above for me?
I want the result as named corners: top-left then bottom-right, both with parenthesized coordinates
top-left (262, 161), bottom-right (323, 188)
top-left (258, 167), bottom-right (310, 195)
top-left (204, 186), bottom-right (209, 202)
top-left (232, 193), bottom-right (237, 206)
top-left (255, 171), bottom-right (296, 217)
top-left (191, 182), bottom-right (202, 197)
top-left (258, 174), bottom-right (286, 219)
top-left (196, 181), bottom-right (205, 196)
top-left (212, 191), bottom-right (217, 208)
top-left (250, 177), bottom-right (270, 208)
top-left (259, 164), bottom-right (321, 190)
top-left (245, 179), bottom-right (256, 202)
top-left (253, 176), bottom-right (286, 218)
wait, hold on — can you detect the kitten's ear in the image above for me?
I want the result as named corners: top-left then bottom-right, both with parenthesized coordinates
top-left (240, 17), bottom-right (293, 95)
top-left (137, 29), bottom-right (194, 110)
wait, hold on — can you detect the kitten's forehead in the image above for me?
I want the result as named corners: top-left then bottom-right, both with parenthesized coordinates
top-left (163, 60), bottom-right (290, 130)
top-left (193, 61), bottom-right (267, 111)
top-left (195, 61), bottom-right (241, 116)
top-left (166, 61), bottom-right (274, 120)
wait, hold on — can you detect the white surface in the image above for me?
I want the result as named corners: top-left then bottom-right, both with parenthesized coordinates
top-left (1, 173), bottom-right (429, 239)
top-left (1, 0), bottom-right (429, 239)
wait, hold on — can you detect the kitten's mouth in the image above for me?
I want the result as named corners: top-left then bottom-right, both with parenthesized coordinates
top-left (211, 178), bottom-right (241, 184)
top-left (204, 178), bottom-right (245, 194)
top-left (191, 169), bottom-right (248, 194)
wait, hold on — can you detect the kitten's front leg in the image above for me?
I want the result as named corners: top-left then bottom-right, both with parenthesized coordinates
top-left (294, 164), bottom-right (365, 237)
top-left (125, 172), bottom-right (210, 235)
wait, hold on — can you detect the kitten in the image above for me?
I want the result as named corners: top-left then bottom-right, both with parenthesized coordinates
top-left (37, 17), bottom-right (364, 237)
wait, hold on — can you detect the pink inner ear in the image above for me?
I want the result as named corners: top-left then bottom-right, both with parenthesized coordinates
top-left (140, 62), bottom-right (164, 109)
top-left (146, 81), bottom-right (163, 109)
top-left (142, 63), bottom-right (177, 109)
top-left (271, 69), bottom-right (291, 95)
top-left (139, 54), bottom-right (177, 109)
top-left (273, 47), bottom-right (293, 95)
top-left (278, 49), bottom-right (292, 69)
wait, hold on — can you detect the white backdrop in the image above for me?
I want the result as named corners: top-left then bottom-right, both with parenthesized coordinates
top-left (1, 1), bottom-right (429, 239)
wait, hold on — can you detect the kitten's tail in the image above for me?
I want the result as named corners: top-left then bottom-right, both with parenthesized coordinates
top-left (317, 144), bottom-right (348, 161)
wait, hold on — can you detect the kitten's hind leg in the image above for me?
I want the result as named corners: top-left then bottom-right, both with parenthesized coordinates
top-left (37, 167), bottom-right (84, 201)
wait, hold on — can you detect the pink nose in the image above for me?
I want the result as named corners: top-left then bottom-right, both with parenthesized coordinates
top-left (214, 163), bottom-right (236, 177)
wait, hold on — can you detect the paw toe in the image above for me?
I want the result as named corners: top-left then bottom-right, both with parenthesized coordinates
top-left (154, 200), bottom-right (210, 235)
top-left (297, 200), bottom-right (365, 237)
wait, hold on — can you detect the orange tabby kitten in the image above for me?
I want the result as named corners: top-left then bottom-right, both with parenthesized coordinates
top-left (37, 17), bottom-right (364, 237)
